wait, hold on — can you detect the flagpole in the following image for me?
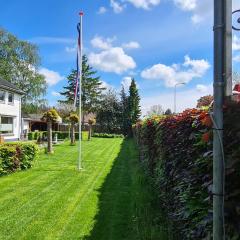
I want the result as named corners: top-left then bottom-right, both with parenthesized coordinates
top-left (78, 11), bottom-right (83, 170)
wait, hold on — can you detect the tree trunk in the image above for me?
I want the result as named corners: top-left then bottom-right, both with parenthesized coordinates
top-left (47, 121), bottom-right (53, 153)
top-left (70, 123), bottom-right (75, 145)
top-left (88, 125), bottom-right (92, 141)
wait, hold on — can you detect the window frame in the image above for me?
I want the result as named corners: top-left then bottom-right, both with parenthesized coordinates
top-left (0, 116), bottom-right (14, 135)
top-left (8, 92), bottom-right (14, 105)
top-left (0, 90), bottom-right (6, 103)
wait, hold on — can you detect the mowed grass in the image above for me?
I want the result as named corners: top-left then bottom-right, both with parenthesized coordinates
top-left (0, 138), bottom-right (167, 240)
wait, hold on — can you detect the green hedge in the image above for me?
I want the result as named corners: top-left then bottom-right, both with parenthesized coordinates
top-left (28, 131), bottom-right (72, 140)
top-left (0, 142), bottom-right (39, 175)
top-left (133, 101), bottom-right (240, 239)
top-left (92, 133), bottom-right (124, 138)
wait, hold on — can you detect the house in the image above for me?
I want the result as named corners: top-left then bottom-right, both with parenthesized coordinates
top-left (22, 113), bottom-right (62, 133)
top-left (0, 79), bottom-right (24, 141)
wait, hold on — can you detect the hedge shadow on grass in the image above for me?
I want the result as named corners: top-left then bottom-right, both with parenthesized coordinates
top-left (83, 138), bottom-right (169, 240)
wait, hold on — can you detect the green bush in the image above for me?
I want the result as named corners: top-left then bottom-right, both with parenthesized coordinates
top-left (133, 102), bottom-right (240, 239)
top-left (92, 133), bottom-right (124, 138)
top-left (0, 142), bottom-right (39, 175)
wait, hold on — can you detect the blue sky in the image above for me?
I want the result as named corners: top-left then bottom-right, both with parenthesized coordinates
top-left (1, 0), bottom-right (240, 113)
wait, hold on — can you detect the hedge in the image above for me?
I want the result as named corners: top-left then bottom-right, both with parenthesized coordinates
top-left (28, 131), bottom-right (78, 141)
top-left (92, 133), bottom-right (124, 138)
top-left (133, 100), bottom-right (240, 239)
top-left (0, 142), bottom-right (39, 175)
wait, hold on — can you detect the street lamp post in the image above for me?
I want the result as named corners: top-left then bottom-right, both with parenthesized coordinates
top-left (174, 82), bottom-right (186, 113)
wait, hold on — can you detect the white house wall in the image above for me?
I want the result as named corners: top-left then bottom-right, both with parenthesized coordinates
top-left (0, 91), bottom-right (21, 141)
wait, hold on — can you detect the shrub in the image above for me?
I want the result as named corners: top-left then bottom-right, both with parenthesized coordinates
top-left (0, 142), bottom-right (38, 175)
top-left (92, 133), bottom-right (124, 138)
top-left (133, 102), bottom-right (240, 239)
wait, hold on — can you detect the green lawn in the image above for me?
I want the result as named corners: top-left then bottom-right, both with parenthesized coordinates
top-left (0, 138), bottom-right (167, 240)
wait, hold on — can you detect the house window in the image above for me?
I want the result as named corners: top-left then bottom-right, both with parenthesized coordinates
top-left (0, 91), bottom-right (5, 103)
top-left (0, 116), bottom-right (14, 134)
top-left (8, 93), bottom-right (14, 104)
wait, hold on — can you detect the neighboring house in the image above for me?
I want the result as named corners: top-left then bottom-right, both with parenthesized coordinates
top-left (22, 114), bottom-right (62, 133)
top-left (0, 79), bottom-right (24, 141)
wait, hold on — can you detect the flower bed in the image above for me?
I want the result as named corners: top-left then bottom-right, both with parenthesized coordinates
top-left (133, 101), bottom-right (240, 239)
top-left (0, 142), bottom-right (39, 175)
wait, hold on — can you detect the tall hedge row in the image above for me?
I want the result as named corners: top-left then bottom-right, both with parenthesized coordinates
top-left (133, 100), bottom-right (240, 239)
top-left (0, 142), bottom-right (38, 175)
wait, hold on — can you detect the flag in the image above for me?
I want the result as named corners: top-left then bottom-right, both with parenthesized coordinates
top-left (73, 20), bottom-right (82, 108)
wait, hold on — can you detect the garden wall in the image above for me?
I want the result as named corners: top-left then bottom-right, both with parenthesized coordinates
top-left (133, 100), bottom-right (240, 239)
top-left (0, 142), bottom-right (38, 175)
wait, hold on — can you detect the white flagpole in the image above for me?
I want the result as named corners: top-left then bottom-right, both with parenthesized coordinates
top-left (78, 11), bottom-right (83, 170)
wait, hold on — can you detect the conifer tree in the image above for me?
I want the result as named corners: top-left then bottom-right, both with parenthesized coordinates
top-left (59, 55), bottom-right (105, 120)
top-left (120, 86), bottom-right (129, 136)
top-left (128, 78), bottom-right (141, 135)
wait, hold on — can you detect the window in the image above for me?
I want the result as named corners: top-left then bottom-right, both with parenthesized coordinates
top-left (0, 116), bottom-right (14, 134)
top-left (0, 91), bottom-right (5, 103)
top-left (8, 93), bottom-right (14, 104)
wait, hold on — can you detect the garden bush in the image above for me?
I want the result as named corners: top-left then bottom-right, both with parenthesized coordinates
top-left (133, 100), bottom-right (240, 239)
top-left (92, 133), bottom-right (124, 138)
top-left (0, 142), bottom-right (38, 175)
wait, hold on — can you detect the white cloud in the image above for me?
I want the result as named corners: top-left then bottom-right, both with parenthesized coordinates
top-left (174, 0), bottom-right (212, 24)
top-left (233, 35), bottom-right (240, 51)
top-left (141, 86), bottom-right (213, 115)
top-left (97, 6), bottom-right (107, 14)
top-left (110, 0), bottom-right (124, 13)
top-left (141, 55), bottom-right (210, 87)
top-left (233, 55), bottom-right (240, 62)
top-left (51, 91), bottom-right (61, 97)
top-left (196, 84), bottom-right (211, 93)
top-left (174, 0), bottom-right (196, 11)
top-left (89, 47), bottom-right (136, 74)
top-left (39, 68), bottom-right (64, 86)
top-left (122, 41), bottom-right (140, 49)
top-left (121, 76), bottom-right (132, 89)
top-left (125, 0), bottom-right (161, 9)
top-left (91, 36), bottom-right (115, 50)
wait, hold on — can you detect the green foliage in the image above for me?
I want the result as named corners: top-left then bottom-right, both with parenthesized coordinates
top-left (42, 109), bottom-right (60, 123)
top-left (92, 133), bottom-right (124, 138)
top-left (96, 90), bottom-right (123, 134)
top-left (128, 78), bottom-right (141, 135)
top-left (69, 113), bottom-right (79, 124)
top-left (0, 142), bottom-right (38, 175)
top-left (59, 55), bottom-right (105, 114)
top-left (0, 28), bottom-right (47, 107)
top-left (133, 103), bottom-right (240, 239)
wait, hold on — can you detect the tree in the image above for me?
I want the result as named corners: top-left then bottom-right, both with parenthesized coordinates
top-left (196, 95), bottom-right (213, 108)
top-left (96, 90), bottom-right (122, 134)
top-left (165, 108), bottom-right (172, 115)
top-left (69, 113), bottom-right (79, 145)
top-left (147, 105), bottom-right (164, 117)
top-left (128, 78), bottom-right (141, 135)
top-left (0, 28), bottom-right (47, 109)
top-left (233, 72), bottom-right (240, 86)
top-left (42, 109), bottom-right (60, 154)
top-left (56, 103), bottom-right (76, 123)
top-left (120, 86), bottom-right (129, 136)
top-left (88, 118), bottom-right (96, 141)
top-left (59, 55), bottom-right (105, 123)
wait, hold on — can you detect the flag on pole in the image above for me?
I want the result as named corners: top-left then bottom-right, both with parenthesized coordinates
top-left (73, 19), bottom-right (82, 108)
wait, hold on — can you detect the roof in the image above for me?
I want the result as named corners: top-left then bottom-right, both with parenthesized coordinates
top-left (0, 78), bottom-right (25, 95)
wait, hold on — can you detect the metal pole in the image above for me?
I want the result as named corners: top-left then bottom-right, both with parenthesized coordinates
top-left (224, 0), bottom-right (232, 96)
top-left (213, 0), bottom-right (225, 239)
top-left (78, 12), bottom-right (83, 171)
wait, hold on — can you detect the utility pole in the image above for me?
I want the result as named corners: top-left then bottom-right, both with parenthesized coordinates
top-left (213, 0), bottom-right (226, 239)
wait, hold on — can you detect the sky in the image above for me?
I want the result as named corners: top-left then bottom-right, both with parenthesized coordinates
top-left (1, 0), bottom-right (240, 114)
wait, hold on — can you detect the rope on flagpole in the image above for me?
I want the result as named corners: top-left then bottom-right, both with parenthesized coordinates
top-left (78, 11), bottom-right (83, 171)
